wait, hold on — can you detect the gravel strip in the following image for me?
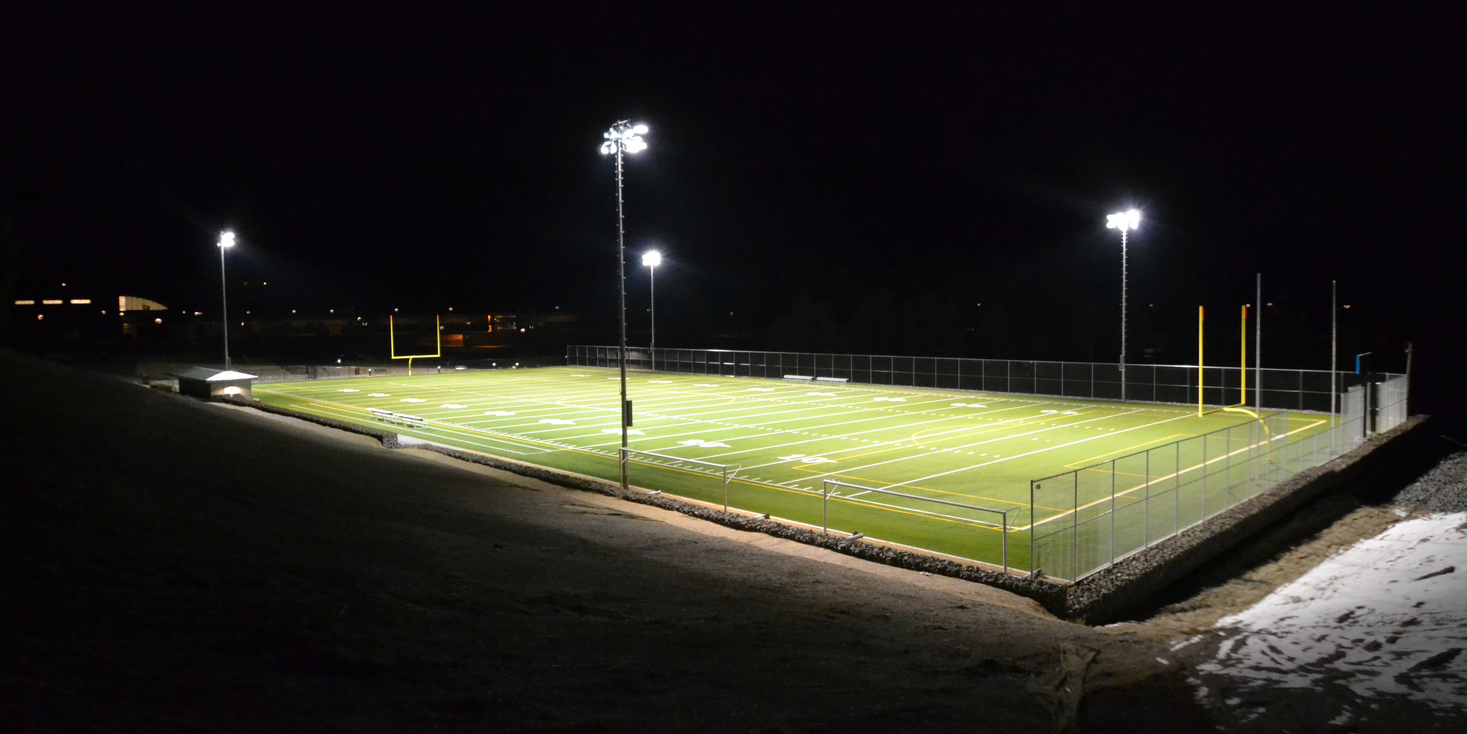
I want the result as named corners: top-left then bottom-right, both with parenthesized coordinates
top-left (1392, 450), bottom-right (1467, 512)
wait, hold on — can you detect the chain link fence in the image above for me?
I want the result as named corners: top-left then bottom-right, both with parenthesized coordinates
top-left (1029, 409), bottom-right (1367, 580)
top-left (568, 345), bottom-right (1364, 412)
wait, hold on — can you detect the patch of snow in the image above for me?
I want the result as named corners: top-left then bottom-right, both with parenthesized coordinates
top-left (441, 404), bottom-right (467, 409)
top-left (400, 398), bottom-right (426, 403)
top-left (369, 393), bottom-right (390, 397)
top-left (602, 428), bottom-right (644, 435)
top-left (1201, 512), bottom-right (1467, 713)
top-left (748, 388), bottom-right (774, 392)
top-left (873, 397), bottom-right (906, 402)
top-left (340, 389), bottom-right (359, 392)
top-left (539, 419), bottom-right (576, 425)
top-left (808, 392), bottom-right (836, 397)
top-left (678, 439), bottom-right (729, 448)
top-left (484, 410), bottom-right (516, 416)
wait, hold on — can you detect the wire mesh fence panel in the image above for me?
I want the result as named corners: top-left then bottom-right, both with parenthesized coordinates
top-left (1110, 452), bottom-right (1153, 561)
top-left (1376, 374), bottom-right (1409, 433)
top-left (1032, 473), bottom-right (1079, 580)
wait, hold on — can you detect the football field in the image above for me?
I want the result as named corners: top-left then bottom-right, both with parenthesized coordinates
top-left (254, 366), bottom-right (1334, 573)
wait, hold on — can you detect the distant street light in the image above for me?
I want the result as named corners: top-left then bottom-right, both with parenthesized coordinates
top-left (218, 231), bottom-right (236, 369)
top-left (642, 249), bottom-right (661, 360)
top-left (1106, 209), bottom-right (1141, 401)
top-left (600, 120), bottom-right (649, 491)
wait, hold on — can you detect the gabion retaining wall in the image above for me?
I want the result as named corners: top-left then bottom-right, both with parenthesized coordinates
top-left (1061, 415), bottom-right (1428, 623)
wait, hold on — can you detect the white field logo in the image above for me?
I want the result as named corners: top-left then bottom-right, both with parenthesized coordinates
top-left (1041, 409), bottom-right (1079, 415)
top-left (602, 428), bottom-right (645, 435)
top-left (340, 388), bottom-right (359, 392)
top-left (401, 398), bottom-right (426, 403)
top-left (539, 418), bottom-right (576, 425)
top-left (485, 410), bottom-right (516, 416)
top-left (951, 402), bottom-right (987, 408)
top-left (441, 404), bottom-right (468, 409)
top-left (369, 393), bottom-right (390, 397)
top-left (679, 439), bottom-right (730, 448)
top-left (807, 392), bottom-right (836, 397)
top-left (873, 397), bottom-right (905, 402)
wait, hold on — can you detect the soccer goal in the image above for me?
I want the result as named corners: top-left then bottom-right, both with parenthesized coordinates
top-left (619, 447), bottom-right (740, 511)
top-left (821, 479), bottom-right (1015, 573)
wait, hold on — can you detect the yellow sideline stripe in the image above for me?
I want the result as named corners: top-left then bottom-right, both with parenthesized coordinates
top-left (1066, 434), bottom-right (1190, 468)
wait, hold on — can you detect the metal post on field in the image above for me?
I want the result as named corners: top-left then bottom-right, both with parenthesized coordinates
top-left (1107, 209), bottom-right (1141, 402)
top-left (721, 464), bottom-right (729, 511)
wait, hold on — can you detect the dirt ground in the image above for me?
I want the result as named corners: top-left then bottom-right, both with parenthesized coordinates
top-left (0, 351), bottom-right (1453, 732)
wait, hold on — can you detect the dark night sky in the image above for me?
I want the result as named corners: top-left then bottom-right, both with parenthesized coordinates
top-left (4, 3), bottom-right (1465, 412)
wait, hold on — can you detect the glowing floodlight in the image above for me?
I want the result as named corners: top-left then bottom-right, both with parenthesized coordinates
top-left (218, 231), bottom-right (236, 248)
top-left (1106, 209), bottom-right (1141, 232)
top-left (641, 250), bottom-right (661, 267)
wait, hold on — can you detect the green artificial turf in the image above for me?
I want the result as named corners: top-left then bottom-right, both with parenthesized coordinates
top-left (255, 366), bottom-right (1338, 576)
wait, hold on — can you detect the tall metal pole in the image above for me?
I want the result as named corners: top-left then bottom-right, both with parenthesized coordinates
top-left (615, 138), bottom-right (629, 491)
top-left (1119, 229), bottom-right (1127, 401)
top-left (220, 242), bottom-right (230, 370)
top-left (649, 262), bottom-right (656, 355)
top-left (1331, 280), bottom-right (1338, 424)
top-left (1255, 273), bottom-right (1262, 413)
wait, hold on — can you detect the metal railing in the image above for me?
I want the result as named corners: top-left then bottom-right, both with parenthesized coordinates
top-left (1028, 409), bottom-right (1367, 581)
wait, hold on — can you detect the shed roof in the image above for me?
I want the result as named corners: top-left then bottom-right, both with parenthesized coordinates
top-left (169, 367), bottom-right (259, 381)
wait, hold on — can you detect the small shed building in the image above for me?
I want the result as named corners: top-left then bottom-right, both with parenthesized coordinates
top-left (170, 367), bottom-right (258, 401)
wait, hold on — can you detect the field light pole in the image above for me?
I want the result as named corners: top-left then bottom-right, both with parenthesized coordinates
top-left (1106, 209), bottom-right (1141, 401)
top-left (218, 230), bottom-right (236, 369)
top-left (643, 249), bottom-right (661, 359)
top-left (600, 121), bottom-right (649, 491)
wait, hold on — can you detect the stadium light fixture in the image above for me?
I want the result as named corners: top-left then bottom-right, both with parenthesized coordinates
top-left (218, 230), bottom-right (236, 369)
top-left (1105, 209), bottom-right (1141, 400)
top-left (642, 249), bottom-right (661, 359)
top-left (600, 120), bottom-right (649, 491)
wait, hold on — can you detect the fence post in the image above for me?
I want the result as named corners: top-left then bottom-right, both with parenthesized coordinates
top-left (1072, 472), bottom-right (1079, 580)
top-left (1109, 459), bottom-right (1117, 564)
top-left (822, 482), bottom-right (829, 534)
top-left (1174, 441), bottom-right (1180, 535)
top-left (1002, 510), bottom-right (1009, 575)
top-left (1029, 480), bottom-right (1037, 575)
